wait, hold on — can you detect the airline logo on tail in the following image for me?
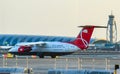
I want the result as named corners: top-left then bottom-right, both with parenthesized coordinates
top-left (82, 29), bottom-right (88, 33)
top-left (69, 25), bottom-right (107, 50)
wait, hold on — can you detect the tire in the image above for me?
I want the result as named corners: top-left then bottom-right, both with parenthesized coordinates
top-left (51, 56), bottom-right (56, 58)
top-left (39, 55), bottom-right (44, 58)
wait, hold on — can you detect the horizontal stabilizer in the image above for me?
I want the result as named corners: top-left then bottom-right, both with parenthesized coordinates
top-left (78, 25), bottom-right (107, 28)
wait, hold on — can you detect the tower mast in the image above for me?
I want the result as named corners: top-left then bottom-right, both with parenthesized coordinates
top-left (106, 13), bottom-right (117, 43)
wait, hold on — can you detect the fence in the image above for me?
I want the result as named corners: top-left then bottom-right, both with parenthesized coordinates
top-left (1, 57), bottom-right (120, 71)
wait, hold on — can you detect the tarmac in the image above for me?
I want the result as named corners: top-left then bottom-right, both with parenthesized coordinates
top-left (0, 54), bottom-right (120, 74)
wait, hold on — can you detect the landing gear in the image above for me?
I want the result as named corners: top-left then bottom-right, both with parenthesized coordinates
top-left (39, 55), bottom-right (44, 58)
top-left (13, 54), bottom-right (16, 58)
top-left (37, 53), bottom-right (57, 58)
top-left (37, 53), bottom-right (44, 58)
top-left (51, 56), bottom-right (56, 58)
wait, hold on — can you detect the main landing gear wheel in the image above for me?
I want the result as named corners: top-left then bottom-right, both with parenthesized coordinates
top-left (39, 55), bottom-right (44, 58)
top-left (51, 56), bottom-right (56, 58)
top-left (37, 53), bottom-right (44, 58)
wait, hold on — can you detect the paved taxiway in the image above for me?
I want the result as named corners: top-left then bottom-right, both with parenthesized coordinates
top-left (0, 54), bottom-right (120, 74)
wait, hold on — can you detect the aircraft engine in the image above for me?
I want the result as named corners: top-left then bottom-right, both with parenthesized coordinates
top-left (18, 46), bottom-right (32, 52)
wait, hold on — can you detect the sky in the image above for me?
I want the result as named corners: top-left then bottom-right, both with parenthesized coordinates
top-left (0, 0), bottom-right (120, 41)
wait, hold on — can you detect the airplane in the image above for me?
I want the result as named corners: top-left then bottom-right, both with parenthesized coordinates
top-left (8, 25), bottom-right (107, 58)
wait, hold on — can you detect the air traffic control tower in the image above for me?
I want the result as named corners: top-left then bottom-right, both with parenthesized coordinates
top-left (106, 13), bottom-right (117, 43)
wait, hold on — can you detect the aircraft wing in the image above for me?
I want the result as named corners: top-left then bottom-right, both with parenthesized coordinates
top-left (0, 46), bottom-right (13, 50)
top-left (16, 42), bottom-right (46, 47)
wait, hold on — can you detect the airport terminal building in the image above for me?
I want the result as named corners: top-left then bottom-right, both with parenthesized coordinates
top-left (0, 34), bottom-right (96, 46)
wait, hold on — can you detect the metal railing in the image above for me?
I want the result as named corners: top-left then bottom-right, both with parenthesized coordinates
top-left (1, 57), bottom-right (120, 71)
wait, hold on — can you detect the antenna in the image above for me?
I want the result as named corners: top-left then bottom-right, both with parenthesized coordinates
top-left (111, 10), bottom-right (113, 15)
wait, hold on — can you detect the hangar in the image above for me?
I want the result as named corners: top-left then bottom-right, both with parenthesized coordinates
top-left (0, 34), bottom-right (96, 46)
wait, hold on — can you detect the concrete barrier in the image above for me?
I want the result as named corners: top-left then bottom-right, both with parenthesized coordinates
top-left (48, 69), bottom-right (113, 74)
top-left (0, 67), bottom-right (33, 74)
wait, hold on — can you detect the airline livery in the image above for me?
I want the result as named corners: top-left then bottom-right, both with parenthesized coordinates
top-left (8, 25), bottom-right (107, 58)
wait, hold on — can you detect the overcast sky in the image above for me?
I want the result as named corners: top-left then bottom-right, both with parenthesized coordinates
top-left (0, 0), bottom-right (120, 41)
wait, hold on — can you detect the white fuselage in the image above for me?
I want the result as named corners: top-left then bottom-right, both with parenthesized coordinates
top-left (9, 42), bottom-right (80, 53)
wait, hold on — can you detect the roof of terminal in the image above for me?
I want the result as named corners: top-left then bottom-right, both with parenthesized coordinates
top-left (0, 34), bottom-right (96, 46)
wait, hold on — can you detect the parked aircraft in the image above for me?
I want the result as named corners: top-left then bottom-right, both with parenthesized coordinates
top-left (8, 25), bottom-right (107, 58)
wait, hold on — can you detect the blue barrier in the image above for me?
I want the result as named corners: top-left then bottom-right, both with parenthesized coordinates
top-left (0, 67), bottom-right (33, 74)
top-left (48, 69), bottom-right (113, 74)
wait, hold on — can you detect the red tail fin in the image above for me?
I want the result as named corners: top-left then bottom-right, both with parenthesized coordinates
top-left (70, 26), bottom-right (95, 50)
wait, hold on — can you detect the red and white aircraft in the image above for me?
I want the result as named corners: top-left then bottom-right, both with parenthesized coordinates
top-left (8, 25), bottom-right (106, 58)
